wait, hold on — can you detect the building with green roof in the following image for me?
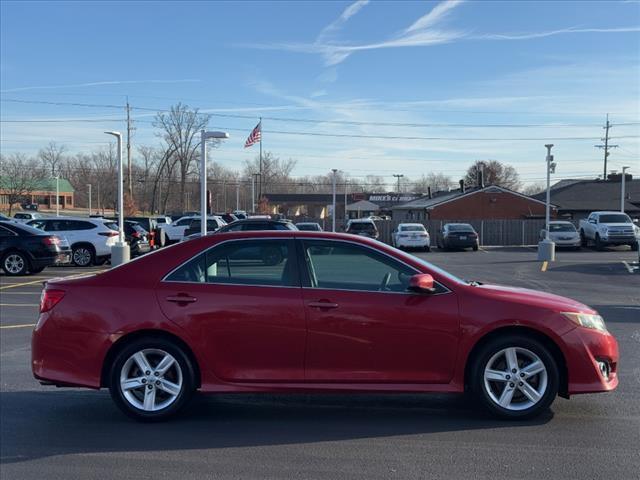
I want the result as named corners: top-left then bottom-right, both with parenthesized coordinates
top-left (0, 177), bottom-right (75, 210)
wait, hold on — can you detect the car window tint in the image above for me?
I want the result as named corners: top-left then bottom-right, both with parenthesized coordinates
top-left (165, 254), bottom-right (206, 283)
top-left (302, 240), bottom-right (415, 292)
top-left (205, 240), bottom-right (296, 287)
top-left (226, 223), bottom-right (244, 231)
top-left (44, 220), bottom-right (68, 231)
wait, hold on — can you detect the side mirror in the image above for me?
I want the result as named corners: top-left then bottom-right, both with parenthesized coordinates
top-left (408, 274), bottom-right (436, 293)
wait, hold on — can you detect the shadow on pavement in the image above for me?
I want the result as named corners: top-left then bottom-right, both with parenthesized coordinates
top-left (0, 391), bottom-right (552, 464)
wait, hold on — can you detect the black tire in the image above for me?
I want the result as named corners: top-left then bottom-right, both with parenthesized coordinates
top-left (631, 242), bottom-right (639, 252)
top-left (30, 266), bottom-right (45, 274)
top-left (94, 257), bottom-right (108, 266)
top-left (108, 337), bottom-right (196, 421)
top-left (424, 245), bottom-right (431, 252)
top-left (469, 334), bottom-right (559, 420)
top-left (580, 230), bottom-right (588, 248)
top-left (72, 244), bottom-right (95, 267)
top-left (472, 244), bottom-right (479, 251)
top-left (1, 251), bottom-right (30, 276)
top-left (595, 234), bottom-right (604, 251)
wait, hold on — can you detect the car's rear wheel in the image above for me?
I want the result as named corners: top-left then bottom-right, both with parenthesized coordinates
top-left (2, 251), bottom-right (29, 276)
top-left (72, 245), bottom-right (95, 267)
top-left (470, 335), bottom-right (558, 419)
top-left (108, 338), bottom-right (195, 421)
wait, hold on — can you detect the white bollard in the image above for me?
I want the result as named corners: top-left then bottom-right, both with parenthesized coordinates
top-left (537, 238), bottom-right (556, 262)
top-left (110, 242), bottom-right (130, 267)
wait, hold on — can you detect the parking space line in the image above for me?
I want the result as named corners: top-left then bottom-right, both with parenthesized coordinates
top-left (0, 303), bottom-right (39, 307)
top-left (0, 279), bottom-right (44, 291)
top-left (621, 261), bottom-right (638, 274)
top-left (541, 261), bottom-right (548, 272)
top-left (0, 323), bottom-right (36, 329)
top-left (0, 291), bottom-right (41, 295)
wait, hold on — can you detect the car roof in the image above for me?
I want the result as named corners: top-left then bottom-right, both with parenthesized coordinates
top-left (398, 223), bottom-right (425, 226)
top-left (295, 222), bottom-right (320, 225)
top-left (348, 218), bottom-right (375, 223)
top-left (549, 220), bottom-right (574, 224)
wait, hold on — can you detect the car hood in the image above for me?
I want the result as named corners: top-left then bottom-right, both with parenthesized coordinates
top-left (601, 223), bottom-right (634, 228)
top-left (473, 283), bottom-right (595, 314)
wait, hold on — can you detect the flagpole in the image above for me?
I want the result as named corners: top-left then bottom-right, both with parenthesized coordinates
top-left (258, 117), bottom-right (262, 206)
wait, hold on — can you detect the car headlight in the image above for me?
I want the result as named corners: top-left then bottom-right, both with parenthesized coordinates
top-left (562, 312), bottom-right (608, 333)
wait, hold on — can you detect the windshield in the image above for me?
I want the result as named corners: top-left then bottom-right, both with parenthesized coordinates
top-left (599, 214), bottom-right (631, 223)
top-left (400, 225), bottom-right (426, 232)
top-left (549, 223), bottom-right (576, 232)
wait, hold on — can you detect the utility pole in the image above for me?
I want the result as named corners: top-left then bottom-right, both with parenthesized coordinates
top-left (621, 166), bottom-right (630, 212)
top-left (126, 98), bottom-right (133, 198)
top-left (595, 114), bottom-right (618, 179)
top-left (393, 174), bottom-right (404, 194)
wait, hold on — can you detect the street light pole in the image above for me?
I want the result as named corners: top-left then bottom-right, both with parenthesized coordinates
top-left (105, 131), bottom-right (129, 266)
top-left (87, 184), bottom-right (92, 215)
top-left (538, 144), bottom-right (556, 262)
top-left (332, 169), bottom-right (338, 232)
top-left (621, 166), bottom-right (630, 212)
top-left (393, 174), bottom-right (404, 194)
top-left (55, 176), bottom-right (60, 217)
top-left (200, 130), bottom-right (230, 236)
top-left (236, 183), bottom-right (240, 211)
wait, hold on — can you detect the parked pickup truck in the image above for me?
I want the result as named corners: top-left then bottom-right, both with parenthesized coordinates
top-left (579, 211), bottom-right (639, 251)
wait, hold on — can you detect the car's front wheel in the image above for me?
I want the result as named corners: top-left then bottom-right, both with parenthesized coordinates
top-left (470, 335), bottom-right (559, 419)
top-left (109, 338), bottom-right (195, 421)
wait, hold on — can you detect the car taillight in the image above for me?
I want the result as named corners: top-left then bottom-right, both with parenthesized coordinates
top-left (40, 289), bottom-right (65, 313)
top-left (42, 236), bottom-right (61, 246)
top-left (99, 231), bottom-right (119, 237)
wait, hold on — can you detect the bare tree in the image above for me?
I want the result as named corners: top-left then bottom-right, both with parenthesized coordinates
top-left (243, 152), bottom-right (297, 194)
top-left (521, 182), bottom-right (545, 196)
top-left (464, 160), bottom-right (521, 190)
top-left (38, 142), bottom-right (67, 176)
top-left (153, 103), bottom-right (210, 212)
top-left (410, 172), bottom-right (456, 194)
top-left (0, 153), bottom-right (45, 215)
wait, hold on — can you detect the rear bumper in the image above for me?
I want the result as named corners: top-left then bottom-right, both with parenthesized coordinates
top-left (396, 238), bottom-right (430, 248)
top-left (561, 327), bottom-right (619, 395)
top-left (32, 315), bottom-right (110, 389)
top-left (444, 238), bottom-right (478, 248)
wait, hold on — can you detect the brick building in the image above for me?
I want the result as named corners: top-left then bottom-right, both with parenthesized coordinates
top-left (0, 178), bottom-right (74, 210)
top-left (392, 185), bottom-right (554, 222)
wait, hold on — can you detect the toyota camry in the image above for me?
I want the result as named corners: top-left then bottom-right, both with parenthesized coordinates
top-left (32, 231), bottom-right (618, 421)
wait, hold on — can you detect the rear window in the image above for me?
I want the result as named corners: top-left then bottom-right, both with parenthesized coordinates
top-left (400, 225), bottom-right (425, 232)
top-left (104, 222), bottom-right (118, 231)
top-left (599, 214), bottom-right (631, 223)
top-left (448, 224), bottom-right (475, 232)
top-left (14, 213), bottom-right (30, 219)
top-left (297, 224), bottom-right (321, 231)
top-left (67, 220), bottom-right (96, 230)
top-left (348, 222), bottom-right (377, 232)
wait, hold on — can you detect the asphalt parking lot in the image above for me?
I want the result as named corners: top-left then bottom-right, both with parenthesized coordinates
top-left (1, 248), bottom-right (639, 480)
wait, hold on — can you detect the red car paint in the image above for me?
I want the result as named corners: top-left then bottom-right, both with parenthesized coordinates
top-left (32, 231), bottom-right (618, 397)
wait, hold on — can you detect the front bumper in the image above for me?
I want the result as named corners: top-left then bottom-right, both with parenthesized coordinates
top-left (561, 326), bottom-right (619, 395)
top-left (601, 235), bottom-right (636, 245)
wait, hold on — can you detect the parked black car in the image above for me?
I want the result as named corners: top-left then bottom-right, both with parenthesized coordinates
top-left (123, 221), bottom-right (151, 256)
top-left (436, 223), bottom-right (479, 251)
top-left (124, 216), bottom-right (166, 249)
top-left (217, 218), bottom-right (298, 233)
top-left (0, 221), bottom-right (71, 275)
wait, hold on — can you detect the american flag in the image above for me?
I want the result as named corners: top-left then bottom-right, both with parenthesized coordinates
top-left (244, 121), bottom-right (261, 148)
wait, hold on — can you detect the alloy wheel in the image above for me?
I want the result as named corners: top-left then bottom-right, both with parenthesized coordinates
top-left (483, 346), bottom-right (548, 411)
top-left (119, 349), bottom-right (183, 412)
top-left (73, 248), bottom-right (92, 266)
top-left (4, 254), bottom-right (26, 274)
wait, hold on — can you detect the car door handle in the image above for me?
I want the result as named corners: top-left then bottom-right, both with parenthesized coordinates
top-left (166, 295), bottom-right (197, 304)
top-left (308, 301), bottom-right (339, 309)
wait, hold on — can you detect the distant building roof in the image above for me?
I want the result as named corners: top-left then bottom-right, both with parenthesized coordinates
top-left (533, 178), bottom-right (640, 213)
top-left (0, 177), bottom-right (74, 193)
top-left (392, 185), bottom-right (548, 210)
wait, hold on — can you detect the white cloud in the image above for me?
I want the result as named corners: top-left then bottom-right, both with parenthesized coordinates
top-left (0, 79), bottom-right (201, 93)
top-left (317, 0), bottom-right (369, 43)
top-left (475, 26), bottom-right (640, 41)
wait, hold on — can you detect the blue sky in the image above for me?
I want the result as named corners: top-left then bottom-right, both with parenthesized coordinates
top-left (1, 0), bottom-right (639, 187)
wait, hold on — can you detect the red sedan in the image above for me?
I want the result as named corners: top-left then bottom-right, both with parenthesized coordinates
top-left (32, 231), bottom-right (618, 421)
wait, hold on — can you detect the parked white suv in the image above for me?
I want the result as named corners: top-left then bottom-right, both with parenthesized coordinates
top-left (27, 217), bottom-right (118, 266)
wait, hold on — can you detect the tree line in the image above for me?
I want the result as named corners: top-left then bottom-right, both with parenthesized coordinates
top-left (1, 103), bottom-right (538, 216)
